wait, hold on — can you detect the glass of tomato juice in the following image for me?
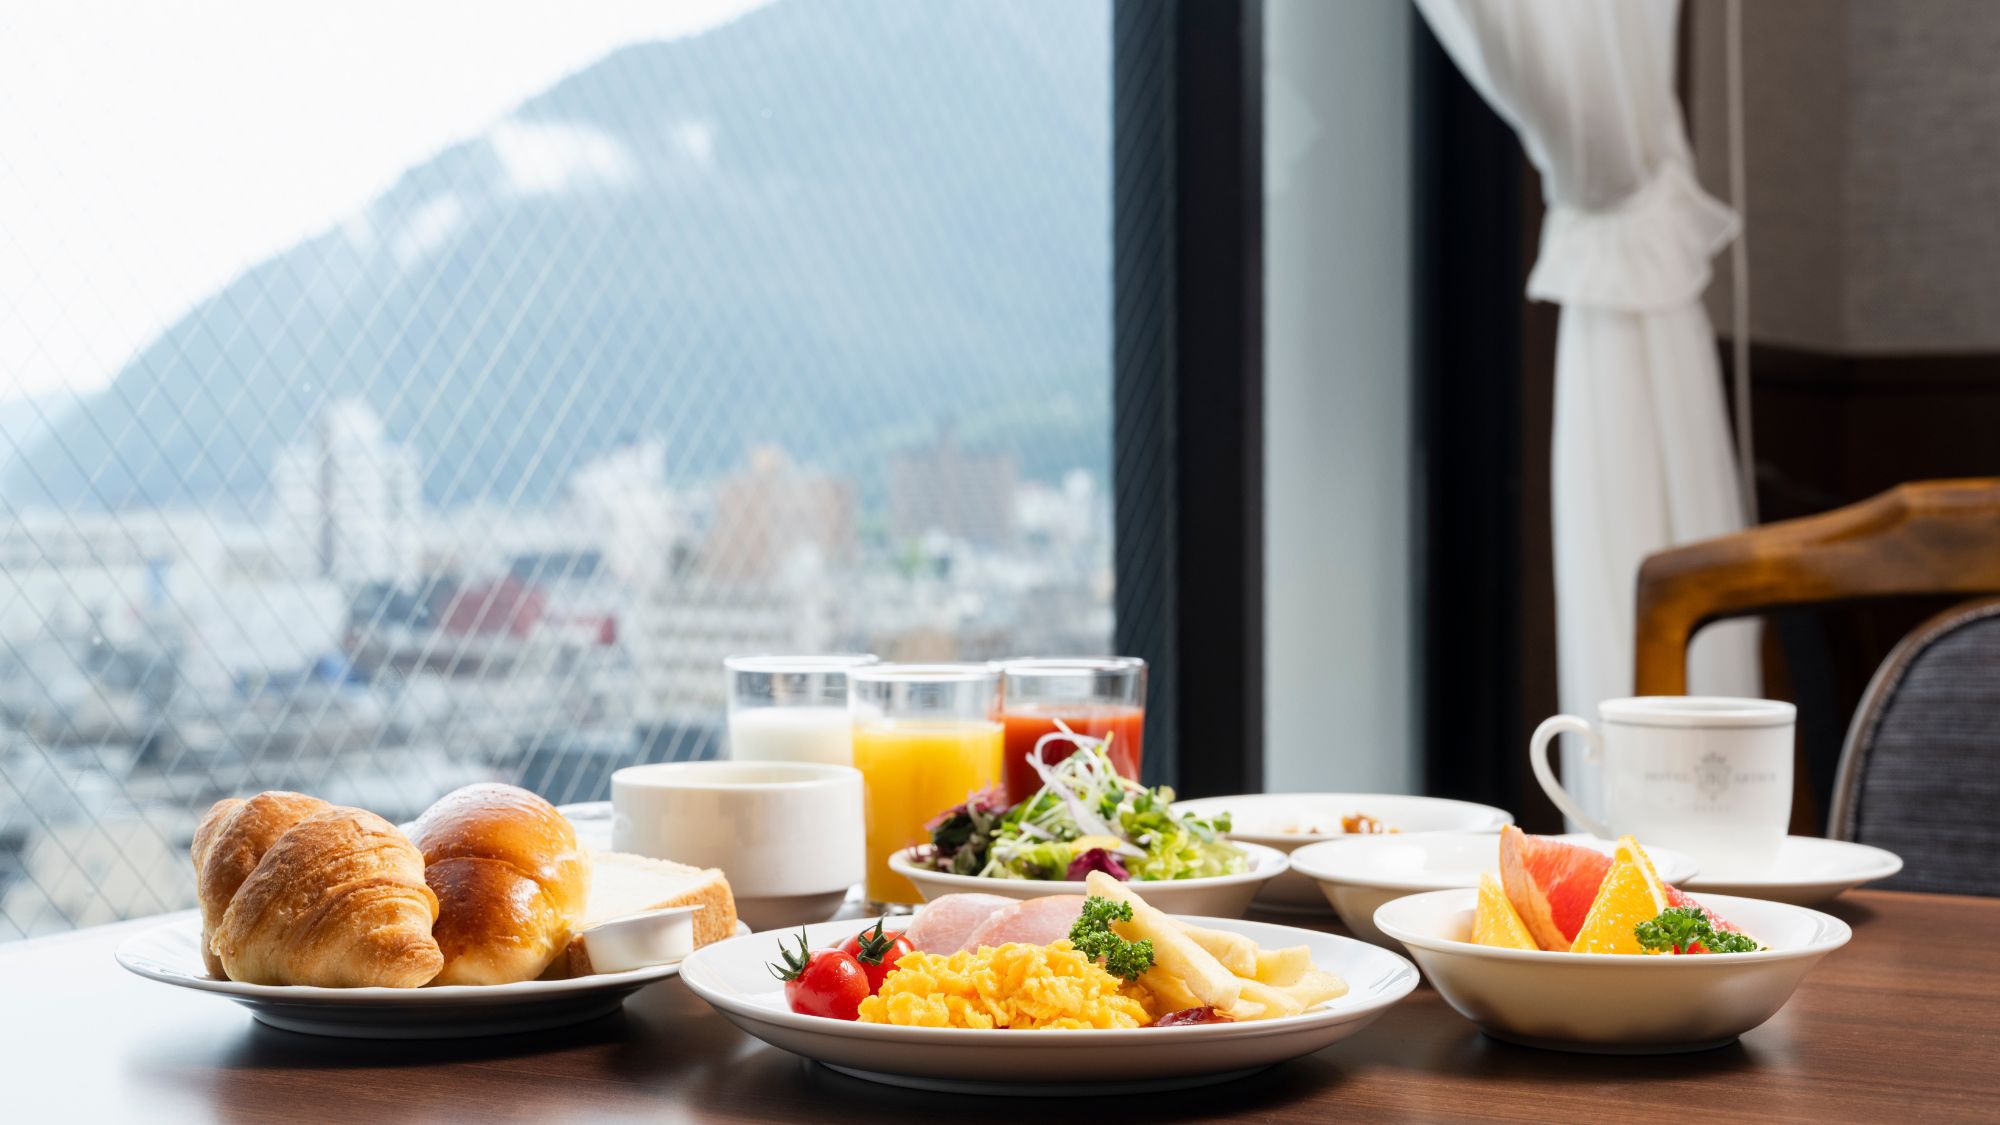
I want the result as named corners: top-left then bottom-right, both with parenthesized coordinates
top-left (998, 657), bottom-right (1147, 805)
top-left (848, 663), bottom-right (1004, 909)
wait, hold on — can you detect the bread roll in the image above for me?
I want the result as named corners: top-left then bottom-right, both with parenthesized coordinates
top-left (212, 806), bottom-right (444, 987)
top-left (190, 791), bottom-right (330, 978)
top-left (408, 783), bottom-right (590, 985)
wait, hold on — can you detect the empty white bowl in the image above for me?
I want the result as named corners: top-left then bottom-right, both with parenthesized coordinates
top-left (1289, 832), bottom-right (1699, 947)
top-left (1373, 888), bottom-right (1851, 1053)
top-left (888, 842), bottom-right (1289, 919)
top-left (1172, 793), bottom-right (1513, 912)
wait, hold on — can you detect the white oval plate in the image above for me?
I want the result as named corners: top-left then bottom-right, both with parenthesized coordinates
top-left (1374, 889), bottom-right (1850, 1053)
top-left (1289, 833), bottom-right (1699, 947)
top-left (680, 913), bottom-right (1419, 1095)
top-left (1172, 793), bottom-right (1514, 914)
top-left (1680, 836), bottom-right (1903, 905)
top-left (889, 841), bottom-right (1288, 919)
top-left (116, 911), bottom-right (747, 1039)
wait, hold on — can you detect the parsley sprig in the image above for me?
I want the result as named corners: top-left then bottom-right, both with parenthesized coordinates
top-left (1068, 896), bottom-right (1156, 980)
top-left (1633, 906), bottom-right (1761, 954)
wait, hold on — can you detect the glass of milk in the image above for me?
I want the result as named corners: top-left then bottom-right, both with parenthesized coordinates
top-left (725, 655), bottom-right (878, 766)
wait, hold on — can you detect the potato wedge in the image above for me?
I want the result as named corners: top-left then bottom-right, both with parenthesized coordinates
top-left (1086, 871), bottom-right (1241, 1009)
top-left (1175, 921), bottom-right (1257, 977)
top-left (1252, 945), bottom-right (1312, 987)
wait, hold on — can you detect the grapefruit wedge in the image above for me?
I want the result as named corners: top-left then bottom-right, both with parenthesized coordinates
top-left (1497, 826), bottom-right (1610, 951)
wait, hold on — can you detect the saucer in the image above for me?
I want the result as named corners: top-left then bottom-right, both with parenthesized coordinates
top-left (1679, 836), bottom-right (1903, 906)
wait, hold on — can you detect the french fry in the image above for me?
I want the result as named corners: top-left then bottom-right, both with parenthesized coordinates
top-left (1137, 966), bottom-right (1203, 1013)
top-left (1219, 996), bottom-right (1269, 1022)
top-left (1086, 871), bottom-right (1241, 1009)
top-left (1233, 977), bottom-right (1306, 1020)
top-left (1175, 921), bottom-right (1257, 977)
top-left (1279, 968), bottom-right (1348, 1008)
top-left (1252, 945), bottom-right (1312, 987)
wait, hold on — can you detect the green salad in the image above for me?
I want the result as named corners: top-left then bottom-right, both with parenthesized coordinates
top-left (922, 733), bottom-right (1246, 882)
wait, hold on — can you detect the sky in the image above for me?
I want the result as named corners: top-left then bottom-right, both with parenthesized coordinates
top-left (0, 0), bottom-right (770, 408)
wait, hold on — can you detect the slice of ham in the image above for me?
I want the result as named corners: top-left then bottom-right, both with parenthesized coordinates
top-left (959, 894), bottom-right (1087, 952)
top-left (902, 893), bottom-right (1016, 954)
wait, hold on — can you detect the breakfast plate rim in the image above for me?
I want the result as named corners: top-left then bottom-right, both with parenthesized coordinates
top-left (888, 840), bottom-right (1290, 892)
top-left (679, 912), bottom-right (1419, 1044)
top-left (1170, 792), bottom-right (1514, 844)
top-left (1372, 888), bottom-right (1852, 966)
top-left (1678, 835), bottom-right (1903, 889)
top-left (1286, 833), bottom-right (1701, 893)
top-left (116, 912), bottom-right (748, 1004)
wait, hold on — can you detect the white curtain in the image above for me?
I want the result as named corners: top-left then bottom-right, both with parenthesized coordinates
top-left (1412, 0), bottom-right (1760, 820)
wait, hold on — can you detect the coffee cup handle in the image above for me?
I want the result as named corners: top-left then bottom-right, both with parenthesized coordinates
top-left (1529, 715), bottom-right (1615, 838)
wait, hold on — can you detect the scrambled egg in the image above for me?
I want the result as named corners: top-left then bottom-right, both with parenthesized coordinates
top-left (856, 940), bottom-right (1155, 1029)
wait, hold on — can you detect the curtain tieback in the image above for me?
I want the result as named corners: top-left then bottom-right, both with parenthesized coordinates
top-left (1526, 161), bottom-right (1739, 313)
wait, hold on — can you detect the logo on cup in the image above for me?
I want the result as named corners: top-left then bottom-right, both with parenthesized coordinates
top-left (1695, 751), bottom-right (1732, 801)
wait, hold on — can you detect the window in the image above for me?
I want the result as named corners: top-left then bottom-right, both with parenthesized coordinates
top-left (0, 0), bottom-right (1111, 937)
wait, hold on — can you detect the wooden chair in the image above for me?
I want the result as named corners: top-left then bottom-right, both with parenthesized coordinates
top-left (1633, 479), bottom-right (2000, 895)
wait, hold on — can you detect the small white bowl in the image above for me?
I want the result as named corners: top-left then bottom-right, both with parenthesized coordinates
top-left (1172, 793), bottom-right (1513, 912)
top-left (1289, 832), bottom-right (1700, 947)
top-left (1374, 888), bottom-right (1851, 1053)
top-left (611, 761), bottom-right (864, 931)
top-left (572, 905), bottom-right (699, 974)
top-left (888, 842), bottom-right (1289, 918)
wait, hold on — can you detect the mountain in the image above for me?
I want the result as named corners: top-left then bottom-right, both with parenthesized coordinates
top-left (4, 0), bottom-right (1110, 516)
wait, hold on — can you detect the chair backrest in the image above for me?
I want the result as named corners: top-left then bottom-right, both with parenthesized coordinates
top-left (1828, 599), bottom-right (2000, 896)
top-left (1632, 479), bottom-right (2000, 895)
top-left (1634, 479), bottom-right (2000, 696)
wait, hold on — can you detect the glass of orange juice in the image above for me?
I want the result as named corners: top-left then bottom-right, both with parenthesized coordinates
top-left (848, 663), bottom-right (1003, 910)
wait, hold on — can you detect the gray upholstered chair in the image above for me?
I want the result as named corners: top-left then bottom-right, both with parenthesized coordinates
top-left (1635, 480), bottom-right (2000, 897)
top-left (1829, 598), bottom-right (2000, 897)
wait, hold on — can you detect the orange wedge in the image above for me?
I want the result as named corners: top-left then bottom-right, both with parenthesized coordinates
top-left (1472, 872), bottom-right (1538, 950)
top-left (1569, 848), bottom-right (1671, 955)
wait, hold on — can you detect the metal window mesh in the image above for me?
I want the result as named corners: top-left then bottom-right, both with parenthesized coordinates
top-left (0, 0), bottom-right (1110, 939)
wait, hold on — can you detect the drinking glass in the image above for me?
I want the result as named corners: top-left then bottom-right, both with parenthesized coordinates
top-left (848, 663), bottom-right (1004, 909)
top-left (726, 654), bottom-right (877, 766)
top-left (999, 657), bottom-right (1147, 804)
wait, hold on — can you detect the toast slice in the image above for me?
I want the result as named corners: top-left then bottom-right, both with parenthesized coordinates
top-left (558, 850), bottom-right (738, 977)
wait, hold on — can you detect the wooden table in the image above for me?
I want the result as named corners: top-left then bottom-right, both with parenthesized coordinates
top-left (6, 890), bottom-right (1996, 1123)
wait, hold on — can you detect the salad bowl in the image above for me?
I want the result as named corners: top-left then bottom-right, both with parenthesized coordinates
top-left (680, 913), bottom-right (1418, 1094)
top-left (1289, 832), bottom-right (1698, 947)
top-left (1373, 889), bottom-right (1850, 1053)
top-left (1172, 793), bottom-right (1513, 913)
top-left (891, 841), bottom-right (1289, 918)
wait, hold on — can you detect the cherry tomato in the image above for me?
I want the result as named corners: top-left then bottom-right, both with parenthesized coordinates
top-left (769, 931), bottom-right (870, 1020)
top-left (837, 919), bottom-right (914, 994)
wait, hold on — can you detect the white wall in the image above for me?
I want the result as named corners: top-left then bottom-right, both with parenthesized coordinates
top-left (1263, 0), bottom-right (1415, 794)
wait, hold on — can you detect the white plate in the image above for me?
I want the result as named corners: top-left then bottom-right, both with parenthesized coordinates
top-left (1374, 889), bottom-right (1850, 1053)
top-left (1680, 836), bottom-right (1903, 905)
top-left (1289, 833), bottom-right (1699, 947)
top-left (889, 841), bottom-right (1289, 919)
top-left (679, 913), bottom-right (1419, 1094)
top-left (116, 911), bottom-right (747, 1039)
top-left (1172, 793), bottom-right (1513, 914)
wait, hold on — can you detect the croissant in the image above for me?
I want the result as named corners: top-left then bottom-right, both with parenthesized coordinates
top-left (211, 805), bottom-right (445, 988)
top-left (190, 791), bottom-right (330, 978)
top-left (408, 783), bottom-right (590, 985)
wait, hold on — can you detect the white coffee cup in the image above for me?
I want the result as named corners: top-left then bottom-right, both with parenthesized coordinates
top-left (611, 761), bottom-right (865, 932)
top-left (1530, 696), bottom-right (1795, 873)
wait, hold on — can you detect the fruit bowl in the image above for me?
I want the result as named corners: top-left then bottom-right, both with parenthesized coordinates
top-left (1288, 833), bottom-right (1698, 948)
top-left (1373, 889), bottom-right (1850, 1053)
